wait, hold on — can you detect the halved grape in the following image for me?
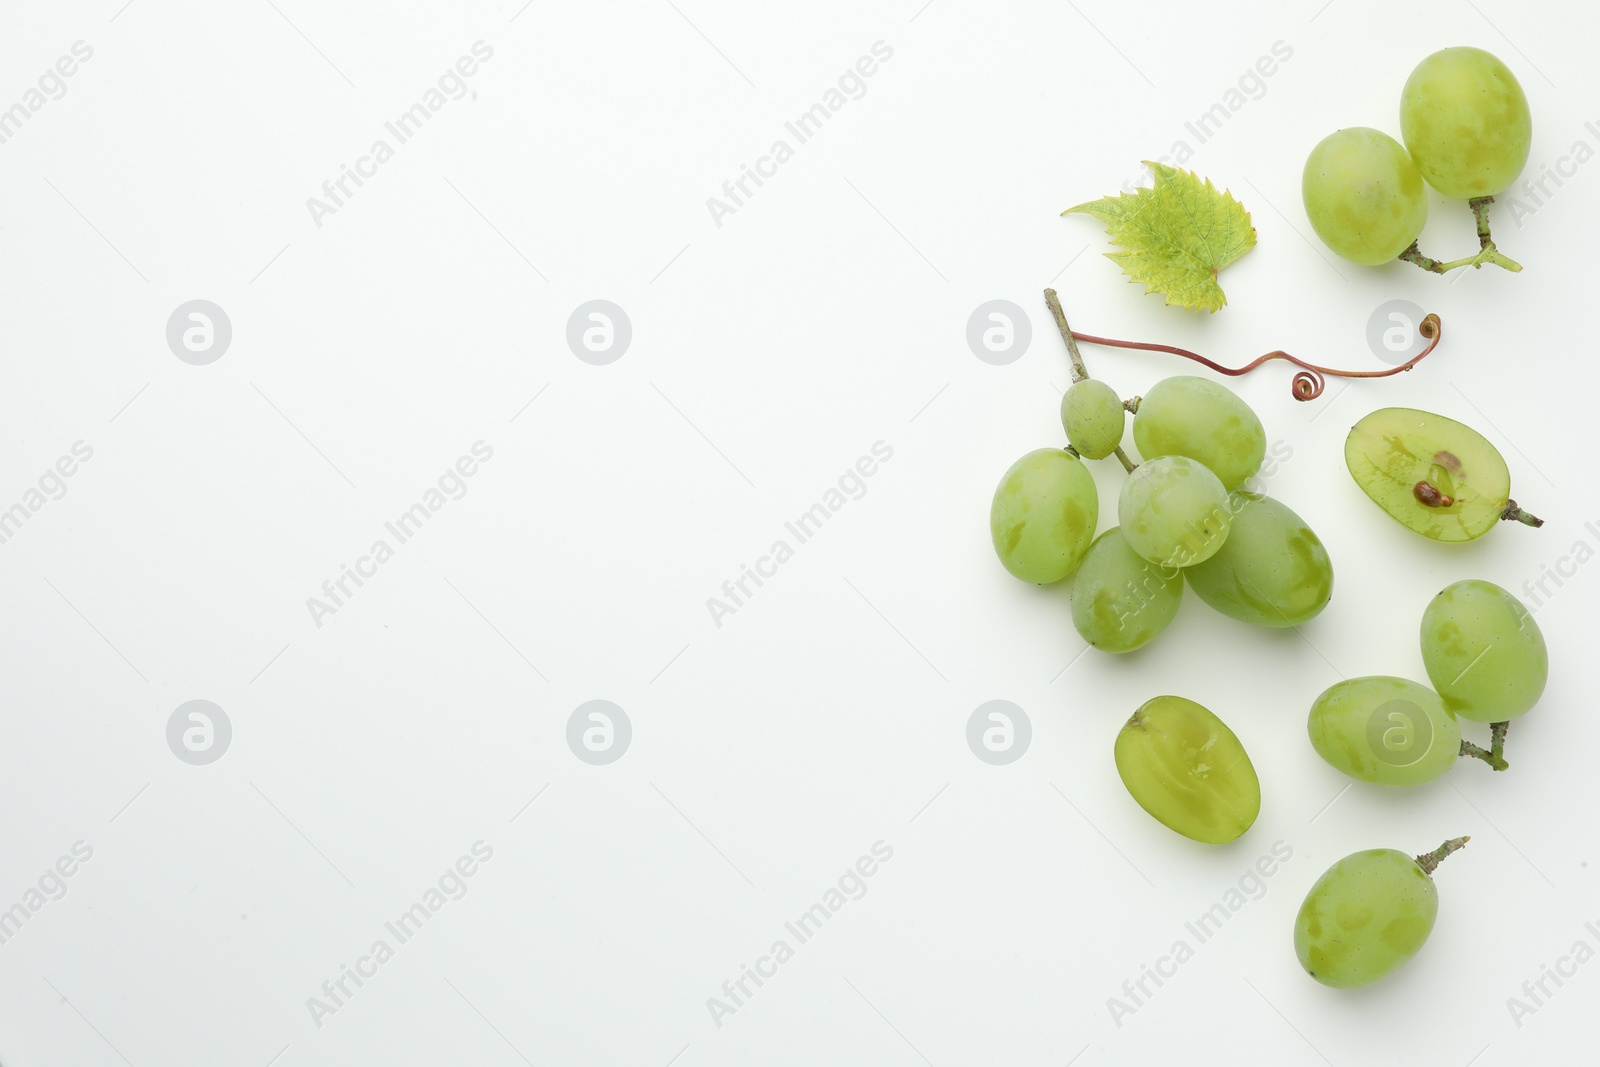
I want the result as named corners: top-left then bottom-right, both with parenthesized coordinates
top-left (1302, 128), bottom-right (1428, 265)
top-left (1061, 379), bottom-right (1125, 460)
top-left (1295, 847), bottom-right (1447, 988)
top-left (1131, 376), bottom-right (1265, 490)
top-left (1118, 456), bottom-right (1231, 568)
top-left (1114, 696), bottom-right (1260, 844)
top-left (1401, 47), bottom-right (1531, 199)
top-left (1307, 676), bottom-right (1460, 787)
top-left (1071, 528), bottom-right (1182, 653)
top-left (1421, 579), bottom-right (1546, 723)
top-left (1345, 407), bottom-right (1522, 542)
top-left (989, 449), bottom-right (1098, 584)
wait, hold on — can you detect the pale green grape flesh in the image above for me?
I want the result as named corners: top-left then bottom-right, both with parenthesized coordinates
top-left (990, 449), bottom-right (1098, 584)
top-left (1114, 696), bottom-right (1260, 844)
top-left (1295, 849), bottom-right (1439, 988)
top-left (1345, 407), bottom-right (1513, 542)
top-left (1131, 376), bottom-right (1265, 490)
top-left (1184, 492), bottom-right (1332, 627)
top-left (1302, 127), bottom-right (1428, 265)
top-left (1307, 676), bottom-right (1460, 787)
top-left (1118, 455), bottom-right (1232, 568)
top-left (1071, 528), bottom-right (1183, 653)
top-left (1421, 579), bottom-right (1547, 723)
top-left (1401, 46), bottom-right (1532, 199)
top-left (1061, 379), bottom-right (1126, 461)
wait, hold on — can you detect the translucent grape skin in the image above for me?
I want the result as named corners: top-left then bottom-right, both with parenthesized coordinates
top-left (1131, 376), bottom-right (1265, 491)
top-left (1184, 492), bottom-right (1332, 627)
top-left (1421, 579), bottom-right (1547, 723)
top-left (1061, 379), bottom-right (1126, 461)
top-left (1345, 407), bottom-right (1516, 542)
top-left (1071, 528), bottom-right (1183, 653)
top-left (1302, 128), bottom-right (1429, 265)
top-left (1118, 456), bottom-right (1232, 568)
top-left (1294, 847), bottom-right (1448, 988)
top-left (990, 449), bottom-right (1098, 584)
top-left (1308, 677), bottom-right (1460, 787)
top-left (1114, 696), bottom-right (1260, 844)
top-left (1401, 46), bottom-right (1532, 199)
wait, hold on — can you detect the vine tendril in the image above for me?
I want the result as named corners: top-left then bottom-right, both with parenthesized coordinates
top-left (1066, 314), bottom-right (1442, 401)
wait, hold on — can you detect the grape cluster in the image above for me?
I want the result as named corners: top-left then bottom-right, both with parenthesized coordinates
top-left (990, 371), bottom-right (1334, 654)
top-left (1302, 47), bottom-right (1531, 271)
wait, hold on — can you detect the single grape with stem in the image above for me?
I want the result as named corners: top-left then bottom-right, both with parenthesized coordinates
top-left (1421, 579), bottom-right (1547, 773)
top-left (1398, 46), bottom-right (1531, 275)
top-left (1295, 837), bottom-right (1470, 988)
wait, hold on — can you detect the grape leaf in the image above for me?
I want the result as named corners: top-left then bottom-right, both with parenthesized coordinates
top-left (1063, 163), bottom-right (1256, 313)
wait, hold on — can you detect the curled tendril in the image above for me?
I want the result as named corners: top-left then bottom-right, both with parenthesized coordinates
top-left (1068, 313), bottom-right (1443, 401)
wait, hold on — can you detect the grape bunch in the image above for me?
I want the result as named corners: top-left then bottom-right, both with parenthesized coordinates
top-left (1307, 579), bottom-right (1548, 786)
top-left (990, 348), bottom-right (1333, 655)
top-left (1302, 47), bottom-right (1531, 273)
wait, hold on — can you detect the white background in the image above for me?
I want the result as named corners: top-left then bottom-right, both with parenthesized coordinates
top-left (1, 0), bottom-right (1596, 1064)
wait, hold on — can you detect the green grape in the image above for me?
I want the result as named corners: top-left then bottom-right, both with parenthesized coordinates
top-left (1118, 455), bottom-right (1232, 568)
top-left (1061, 379), bottom-right (1125, 460)
top-left (1115, 695), bottom-right (1260, 844)
top-left (1421, 579), bottom-right (1547, 723)
top-left (1302, 128), bottom-right (1429, 265)
top-left (1401, 46), bottom-right (1531, 199)
top-left (990, 448), bottom-right (1098, 584)
top-left (1307, 676), bottom-right (1460, 787)
top-left (1131, 376), bottom-right (1265, 490)
top-left (1294, 838), bottom-right (1467, 988)
top-left (1345, 407), bottom-right (1536, 542)
top-left (1071, 528), bottom-right (1183, 653)
top-left (1184, 492), bottom-right (1332, 627)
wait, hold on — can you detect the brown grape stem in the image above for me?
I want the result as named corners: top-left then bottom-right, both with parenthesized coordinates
top-left (1111, 446), bottom-right (1136, 474)
top-left (1043, 288), bottom-right (1090, 384)
top-left (1502, 500), bottom-right (1544, 527)
top-left (1415, 836), bottom-right (1470, 877)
